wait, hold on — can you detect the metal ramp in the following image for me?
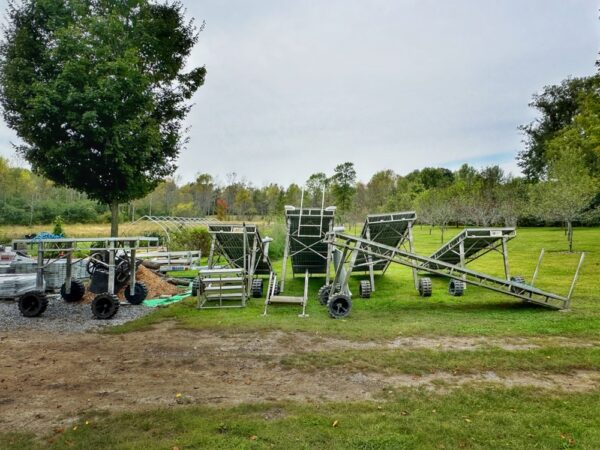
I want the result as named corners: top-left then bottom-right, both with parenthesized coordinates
top-left (280, 205), bottom-right (336, 292)
top-left (351, 211), bottom-right (417, 295)
top-left (262, 271), bottom-right (309, 317)
top-left (422, 228), bottom-right (517, 278)
top-left (201, 223), bottom-right (274, 301)
top-left (321, 231), bottom-right (585, 318)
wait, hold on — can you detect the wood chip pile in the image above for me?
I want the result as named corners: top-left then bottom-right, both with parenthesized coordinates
top-left (81, 265), bottom-right (182, 303)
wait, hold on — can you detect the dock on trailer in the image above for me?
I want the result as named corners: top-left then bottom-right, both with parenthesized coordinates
top-left (321, 231), bottom-right (585, 318)
top-left (421, 228), bottom-right (516, 279)
top-left (280, 205), bottom-right (336, 292)
top-left (196, 223), bottom-right (275, 309)
top-left (9, 237), bottom-right (159, 319)
top-left (351, 211), bottom-right (417, 296)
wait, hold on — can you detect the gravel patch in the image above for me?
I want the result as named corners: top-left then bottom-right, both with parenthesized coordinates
top-left (0, 296), bottom-right (153, 333)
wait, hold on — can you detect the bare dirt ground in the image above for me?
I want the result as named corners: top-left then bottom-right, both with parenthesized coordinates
top-left (1, 321), bottom-right (599, 434)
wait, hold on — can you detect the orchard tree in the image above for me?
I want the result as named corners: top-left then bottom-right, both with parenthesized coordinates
top-left (530, 148), bottom-right (598, 252)
top-left (0, 0), bottom-right (206, 236)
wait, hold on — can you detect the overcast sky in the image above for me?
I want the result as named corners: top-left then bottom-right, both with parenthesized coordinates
top-left (0, 0), bottom-right (598, 186)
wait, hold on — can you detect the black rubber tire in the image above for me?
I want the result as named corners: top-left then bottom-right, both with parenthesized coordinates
top-left (60, 279), bottom-right (86, 303)
top-left (327, 294), bottom-right (352, 319)
top-left (274, 283), bottom-right (281, 295)
top-left (510, 276), bottom-right (527, 295)
top-left (448, 279), bottom-right (465, 297)
top-left (359, 280), bottom-right (372, 299)
top-left (124, 282), bottom-right (148, 305)
top-left (318, 284), bottom-right (332, 305)
top-left (115, 260), bottom-right (130, 284)
top-left (251, 279), bottom-right (264, 298)
top-left (91, 293), bottom-right (120, 320)
top-left (18, 290), bottom-right (48, 317)
top-left (191, 280), bottom-right (199, 297)
top-left (418, 277), bottom-right (433, 297)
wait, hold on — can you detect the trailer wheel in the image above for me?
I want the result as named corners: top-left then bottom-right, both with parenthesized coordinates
top-left (60, 279), bottom-right (86, 303)
top-left (124, 282), bottom-right (148, 305)
top-left (115, 260), bottom-right (130, 284)
top-left (91, 293), bottom-right (120, 320)
top-left (191, 280), bottom-right (199, 297)
top-left (18, 291), bottom-right (48, 317)
top-left (251, 279), bottom-right (264, 298)
top-left (327, 294), bottom-right (352, 319)
top-left (418, 277), bottom-right (432, 297)
top-left (448, 279), bottom-right (465, 297)
top-left (510, 276), bottom-right (527, 295)
top-left (318, 285), bottom-right (332, 305)
top-left (359, 280), bottom-right (372, 298)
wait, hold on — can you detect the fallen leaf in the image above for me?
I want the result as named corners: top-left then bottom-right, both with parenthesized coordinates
top-left (464, 418), bottom-right (471, 423)
top-left (332, 420), bottom-right (339, 428)
top-left (175, 393), bottom-right (182, 398)
top-left (249, 435), bottom-right (258, 441)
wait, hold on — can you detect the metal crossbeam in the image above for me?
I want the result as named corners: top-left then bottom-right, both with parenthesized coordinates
top-left (327, 232), bottom-right (582, 310)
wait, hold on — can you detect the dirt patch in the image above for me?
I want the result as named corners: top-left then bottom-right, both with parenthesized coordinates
top-left (0, 322), bottom-right (598, 434)
top-left (81, 266), bottom-right (181, 303)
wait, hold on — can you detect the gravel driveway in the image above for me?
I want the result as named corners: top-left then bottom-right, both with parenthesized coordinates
top-left (0, 296), bottom-right (152, 333)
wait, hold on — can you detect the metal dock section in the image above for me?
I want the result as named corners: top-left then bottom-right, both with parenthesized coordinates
top-left (280, 206), bottom-right (336, 292)
top-left (207, 223), bottom-right (274, 276)
top-left (324, 231), bottom-right (584, 314)
top-left (351, 211), bottom-right (417, 294)
top-left (422, 228), bottom-right (516, 278)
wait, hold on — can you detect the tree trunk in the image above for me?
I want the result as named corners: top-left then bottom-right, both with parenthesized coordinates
top-left (110, 201), bottom-right (119, 237)
top-left (567, 220), bottom-right (573, 253)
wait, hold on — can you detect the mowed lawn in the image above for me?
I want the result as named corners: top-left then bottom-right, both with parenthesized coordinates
top-left (2, 226), bottom-right (600, 449)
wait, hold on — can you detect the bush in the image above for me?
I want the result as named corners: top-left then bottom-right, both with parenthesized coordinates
top-left (170, 227), bottom-right (212, 254)
top-left (62, 201), bottom-right (99, 223)
top-left (261, 221), bottom-right (286, 260)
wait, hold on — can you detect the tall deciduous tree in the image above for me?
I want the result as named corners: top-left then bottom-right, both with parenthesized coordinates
top-left (0, 0), bottom-right (206, 236)
top-left (330, 162), bottom-right (356, 217)
top-left (518, 77), bottom-right (597, 181)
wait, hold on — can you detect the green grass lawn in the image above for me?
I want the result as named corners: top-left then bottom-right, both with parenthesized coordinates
top-left (2, 226), bottom-right (599, 449)
top-left (4, 388), bottom-right (599, 449)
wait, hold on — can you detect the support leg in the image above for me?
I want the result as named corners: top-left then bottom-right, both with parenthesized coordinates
top-left (108, 241), bottom-right (115, 295)
top-left (408, 222), bottom-right (418, 289)
top-left (65, 247), bottom-right (73, 295)
top-left (36, 242), bottom-right (44, 290)
top-left (129, 243), bottom-right (137, 296)
top-left (501, 237), bottom-right (510, 280)
top-left (280, 219), bottom-right (291, 292)
top-left (365, 227), bottom-right (375, 292)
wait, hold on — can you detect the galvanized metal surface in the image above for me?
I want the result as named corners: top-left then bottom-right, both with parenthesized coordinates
top-left (327, 231), bottom-right (578, 310)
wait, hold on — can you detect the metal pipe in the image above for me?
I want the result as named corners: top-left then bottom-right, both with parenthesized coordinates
top-left (501, 237), bottom-right (510, 280)
top-left (365, 226), bottom-right (376, 292)
top-left (280, 218), bottom-right (291, 292)
top-left (36, 242), bottom-right (44, 290)
top-left (567, 252), bottom-right (586, 306)
top-left (531, 248), bottom-right (545, 287)
top-left (108, 240), bottom-right (115, 295)
top-left (129, 243), bottom-right (137, 296)
top-left (65, 246), bottom-right (72, 294)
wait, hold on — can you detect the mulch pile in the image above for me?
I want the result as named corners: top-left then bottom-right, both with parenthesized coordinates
top-left (81, 265), bottom-right (182, 303)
